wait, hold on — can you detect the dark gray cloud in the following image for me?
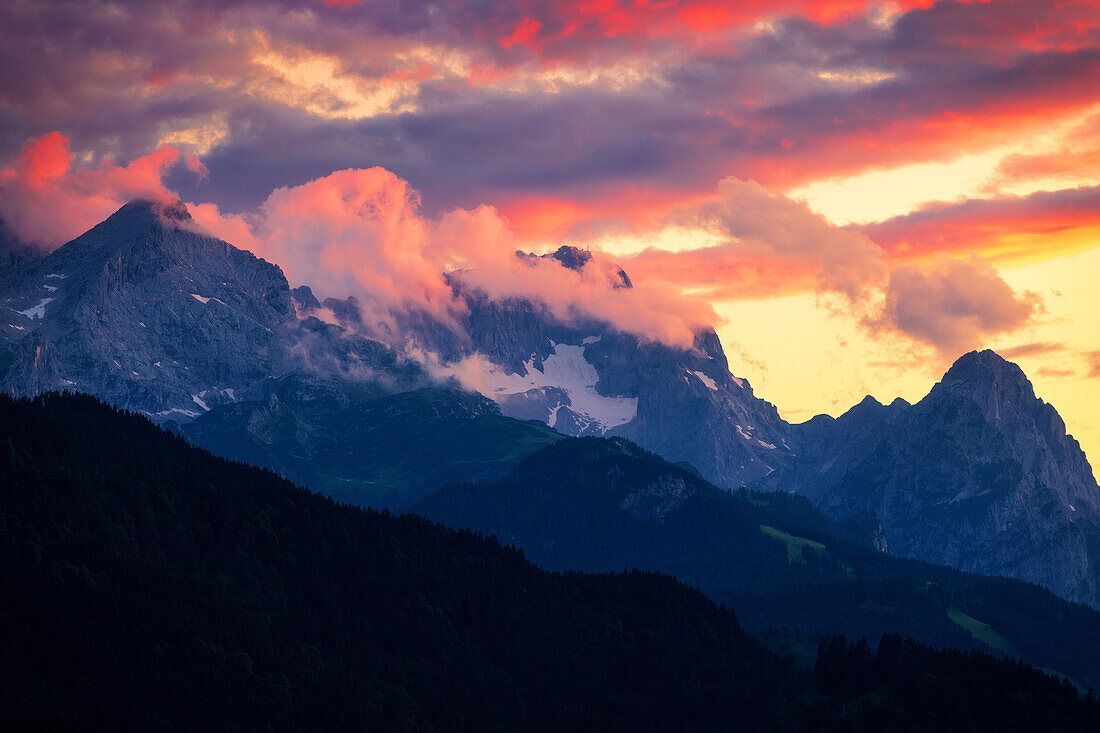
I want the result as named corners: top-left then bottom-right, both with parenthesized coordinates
top-left (1, 0), bottom-right (1097, 225)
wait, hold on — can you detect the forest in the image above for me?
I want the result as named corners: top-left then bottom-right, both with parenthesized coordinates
top-left (1, 393), bottom-right (1097, 731)
top-left (418, 436), bottom-right (1100, 685)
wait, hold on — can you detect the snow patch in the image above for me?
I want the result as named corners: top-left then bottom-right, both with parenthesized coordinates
top-left (690, 370), bottom-right (718, 391)
top-left (548, 403), bottom-right (563, 428)
top-left (736, 425), bottom-right (752, 441)
top-left (191, 294), bottom-right (211, 304)
top-left (43, 284), bottom-right (57, 292)
top-left (60, 379), bottom-right (75, 387)
top-left (17, 297), bottom-right (53, 319)
top-left (582, 335), bottom-right (602, 345)
top-left (441, 343), bottom-right (638, 433)
top-left (153, 408), bottom-right (200, 419)
top-left (192, 394), bottom-right (210, 411)
top-left (756, 439), bottom-right (776, 450)
top-left (730, 375), bottom-right (744, 388)
top-left (45, 273), bottom-right (66, 279)
top-left (8, 324), bottom-right (25, 331)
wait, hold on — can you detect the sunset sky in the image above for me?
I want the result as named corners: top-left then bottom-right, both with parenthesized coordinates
top-left (1, 0), bottom-right (1098, 465)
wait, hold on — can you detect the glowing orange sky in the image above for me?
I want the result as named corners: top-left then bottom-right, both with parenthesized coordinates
top-left (1, 0), bottom-right (1098, 467)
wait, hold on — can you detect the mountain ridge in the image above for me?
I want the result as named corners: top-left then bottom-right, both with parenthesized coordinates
top-left (760, 349), bottom-right (1100, 608)
top-left (416, 434), bottom-right (1100, 687)
top-left (2, 200), bottom-right (1097, 609)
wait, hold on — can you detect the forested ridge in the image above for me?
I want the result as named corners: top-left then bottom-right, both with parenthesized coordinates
top-left (418, 437), bottom-right (1100, 686)
top-left (1, 393), bottom-right (1096, 731)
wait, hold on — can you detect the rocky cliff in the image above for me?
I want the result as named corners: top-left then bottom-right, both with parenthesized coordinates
top-left (760, 350), bottom-right (1100, 608)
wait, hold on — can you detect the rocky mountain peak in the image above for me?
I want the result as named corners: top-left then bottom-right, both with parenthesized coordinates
top-left (122, 197), bottom-right (192, 222)
top-left (931, 349), bottom-right (1039, 427)
top-left (549, 244), bottom-right (592, 271)
top-left (92, 198), bottom-right (192, 237)
top-left (514, 244), bottom-right (634, 289)
top-left (763, 349), bottom-right (1100, 608)
top-left (942, 350), bottom-right (1029, 388)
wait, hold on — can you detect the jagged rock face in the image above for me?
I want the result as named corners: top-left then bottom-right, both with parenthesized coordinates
top-left (0, 200), bottom-right (424, 420)
top-left (401, 259), bottom-right (793, 489)
top-left (760, 350), bottom-right (1100, 608)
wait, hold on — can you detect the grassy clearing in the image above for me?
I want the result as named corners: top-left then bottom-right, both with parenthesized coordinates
top-left (760, 525), bottom-right (826, 563)
top-left (947, 606), bottom-right (1020, 657)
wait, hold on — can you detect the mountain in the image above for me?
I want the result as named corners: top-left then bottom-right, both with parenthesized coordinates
top-left (0, 199), bottom-right (425, 419)
top-left (4, 393), bottom-right (1098, 731)
top-left (182, 378), bottom-right (562, 508)
top-left (416, 436), bottom-right (1100, 688)
top-left (3, 202), bottom-right (1097, 610)
top-left (402, 245), bottom-right (794, 489)
top-left (758, 350), bottom-right (1100, 608)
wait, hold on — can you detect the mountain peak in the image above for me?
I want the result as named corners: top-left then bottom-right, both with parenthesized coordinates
top-left (549, 245), bottom-right (592, 271)
top-left (931, 350), bottom-right (1038, 421)
top-left (941, 350), bottom-right (1031, 392)
top-left (60, 198), bottom-right (195, 250)
top-left (513, 245), bottom-right (634, 289)
top-left (112, 197), bottom-right (192, 225)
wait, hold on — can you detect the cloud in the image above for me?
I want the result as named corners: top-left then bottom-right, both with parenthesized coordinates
top-left (192, 165), bottom-right (719, 348)
top-left (986, 111), bottom-right (1100, 190)
top-left (859, 185), bottom-right (1100, 263)
top-left (1088, 351), bottom-right (1100, 379)
top-left (0, 129), bottom-right (1047, 358)
top-left (704, 178), bottom-right (886, 300)
top-left (870, 257), bottom-right (1040, 356)
top-left (0, 132), bottom-right (202, 247)
top-left (999, 342), bottom-right (1067, 360)
top-left (624, 178), bottom-right (1043, 355)
top-left (0, 127), bottom-right (717, 348)
top-left (625, 176), bottom-right (885, 301)
top-left (4, 0), bottom-right (1098, 247)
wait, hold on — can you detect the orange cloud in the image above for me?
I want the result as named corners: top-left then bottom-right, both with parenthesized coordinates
top-left (496, 187), bottom-right (711, 246)
top-left (621, 178), bottom-right (1043, 354)
top-left (860, 185), bottom-right (1100, 264)
top-left (625, 177), bottom-right (884, 301)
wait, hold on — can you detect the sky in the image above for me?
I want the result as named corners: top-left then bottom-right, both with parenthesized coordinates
top-left (0, 0), bottom-right (1098, 466)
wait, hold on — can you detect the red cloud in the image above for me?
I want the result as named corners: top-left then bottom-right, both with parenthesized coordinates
top-left (194, 166), bottom-right (720, 348)
top-left (0, 132), bottom-right (203, 248)
top-left (501, 18), bottom-right (544, 50)
top-left (19, 132), bottom-right (71, 189)
top-left (489, 0), bottom-right (934, 52)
